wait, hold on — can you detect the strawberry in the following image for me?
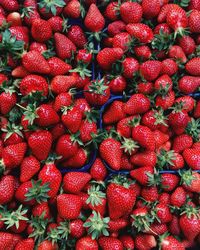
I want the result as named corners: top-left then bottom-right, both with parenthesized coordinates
top-left (31, 19), bottom-right (52, 42)
top-left (28, 130), bottom-right (52, 161)
top-left (168, 45), bottom-right (187, 63)
top-left (76, 236), bottom-right (98, 250)
top-left (161, 173), bottom-right (179, 192)
top-left (161, 59), bottom-right (178, 76)
top-left (156, 91), bottom-right (175, 110)
top-left (69, 219), bottom-right (85, 238)
top-left (134, 45), bottom-right (152, 61)
top-left (35, 104), bottom-right (60, 127)
top-left (0, 232), bottom-right (21, 250)
top-left (178, 35), bottom-right (196, 55)
top-left (142, 109), bottom-right (168, 131)
top-left (181, 170), bottom-right (200, 192)
top-left (61, 148), bottom-right (87, 169)
top-left (15, 238), bottom-right (34, 250)
top-left (0, 92), bottom-right (17, 115)
top-left (126, 23), bottom-right (154, 43)
top-left (189, 10), bottom-right (200, 33)
top-left (20, 155), bottom-right (40, 182)
top-left (175, 96), bottom-right (195, 112)
top-left (32, 202), bottom-right (51, 219)
top-left (47, 16), bottom-right (64, 33)
top-left (6, 12), bottom-right (21, 26)
top-left (104, 2), bottom-right (119, 21)
top-left (97, 48), bottom-right (123, 70)
top-left (55, 134), bottom-right (79, 160)
top-left (0, 175), bottom-right (15, 205)
top-left (39, 161), bottom-right (62, 199)
top-left (135, 234), bottom-right (157, 250)
top-left (170, 187), bottom-right (186, 207)
top-left (168, 106), bottom-right (190, 129)
top-left (100, 138), bottom-right (122, 171)
top-left (79, 118), bottom-right (97, 143)
top-left (61, 106), bottom-right (82, 133)
top-left (188, 0), bottom-right (200, 10)
top-left (47, 57), bottom-right (72, 76)
top-left (2, 143), bottom-right (27, 169)
top-left (169, 215), bottom-right (181, 236)
top-left (132, 125), bottom-right (155, 151)
top-left (124, 94), bottom-right (150, 115)
top-left (142, 0), bottom-right (161, 19)
top-left (29, 42), bottom-right (47, 53)
top-left (37, 240), bottom-right (58, 250)
top-left (178, 76), bottom-right (200, 94)
top-left (53, 92), bottom-right (72, 112)
top-left (63, 172), bottom-right (91, 194)
top-left (15, 181), bottom-right (36, 206)
top-left (20, 74), bottom-right (49, 96)
top-left (172, 134), bottom-right (193, 153)
top-left (130, 151), bottom-right (157, 168)
top-left (9, 26), bottom-right (29, 47)
top-left (57, 194), bottom-right (82, 219)
top-left (120, 2), bottom-right (142, 24)
top-left (159, 235), bottom-right (184, 250)
top-left (12, 66), bottom-right (29, 78)
top-left (119, 235), bottom-right (134, 250)
top-left (50, 75), bottom-right (77, 95)
top-left (186, 57), bottom-right (200, 76)
top-left (122, 57), bottom-right (139, 79)
top-left (67, 25), bottom-right (87, 49)
top-left (141, 186), bottom-right (159, 202)
top-left (76, 49), bottom-right (92, 64)
top-left (108, 218), bottom-right (128, 233)
top-left (155, 203), bottom-right (172, 223)
top-left (107, 21), bottom-right (126, 37)
top-left (117, 115), bottom-right (137, 138)
top-left (90, 158), bottom-right (107, 181)
top-left (179, 206), bottom-right (200, 241)
top-left (99, 237), bottom-right (123, 250)
top-left (63, 0), bottom-right (80, 18)
top-left (84, 4), bottom-right (105, 32)
top-left (54, 32), bottom-right (76, 59)
top-left (130, 166), bottom-right (154, 185)
top-left (112, 32), bottom-right (130, 51)
top-left (38, 0), bottom-right (65, 18)
top-left (140, 60), bottom-right (162, 81)
top-left (103, 100), bottom-right (126, 125)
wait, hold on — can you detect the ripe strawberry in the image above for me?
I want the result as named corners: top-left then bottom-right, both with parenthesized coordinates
top-left (189, 10), bottom-right (200, 33)
top-left (156, 91), bottom-right (175, 110)
top-left (142, 109), bottom-right (168, 131)
top-left (20, 74), bottom-right (49, 96)
top-left (122, 57), bottom-right (139, 79)
top-left (15, 238), bottom-right (34, 250)
top-left (0, 232), bottom-right (21, 250)
top-left (155, 203), bottom-right (172, 223)
top-left (76, 49), bottom-right (92, 64)
top-left (140, 60), bottom-right (162, 81)
top-left (47, 16), bottom-right (63, 32)
top-left (178, 76), bottom-right (200, 94)
top-left (103, 101), bottom-right (126, 125)
top-left (2, 143), bottom-right (27, 169)
top-left (0, 175), bottom-right (15, 205)
top-left (15, 181), bottom-right (36, 206)
top-left (175, 96), bottom-right (195, 112)
top-left (124, 94), bottom-right (150, 115)
top-left (135, 234), bottom-right (157, 250)
top-left (160, 235), bottom-right (184, 250)
top-left (119, 235), bottom-right (134, 250)
top-left (67, 25), bottom-right (87, 49)
top-left (12, 66), bottom-right (29, 78)
top-left (29, 42), bottom-right (47, 53)
top-left (97, 48), bottom-right (123, 70)
top-left (90, 158), bottom-right (107, 181)
top-left (181, 170), bottom-right (200, 193)
top-left (32, 202), bottom-right (51, 219)
top-left (100, 138), bottom-right (122, 171)
top-left (39, 162), bottom-right (62, 199)
top-left (137, 81), bottom-right (153, 94)
top-left (47, 57), bottom-right (71, 76)
top-left (35, 104), bottom-right (60, 127)
top-left (142, 0), bottom-right (161, 19)
top-left (169, 215), bottom-right (181, 236)
top-left (172, 134), bottom-right (193, 153)
top-left (168, 45), bottom-right (187, 63)
top-left (130, 151), bottom-right (157, 168)
top-left (63, 0), bottom-right (80, 18)
top-left (99, 237), bottom-right (123, 250)
top-left (108, 218), bottom-right (128, 233)
top-left (84, 4), bottom-right (105, 32)
top-left (134, 45), bottom-right (152, 61)
top-left (61, 106), bottom-right (82, 133)
top-left (161, 59), bottom-right (178, 76)
top-left (112, 32), bottom-right (130, 51)
top-left (107, 21), bottom-right (126, 37)
top-left (63, 172), bottom-right (91, 194)
top-left (56, 134), bottom-right (79, 160)
top-left (178, 36), bottom-right (195, 55)
top-left (9, 26), bottom-right (29, 46)
top-left (31, 19), bottom-right (52, 42)
top-left (141, 186), bottom-right (159, 202)
top-left (186, 58), bottom-right (200, 76)
top-left (54, 32), bottom-right (76, 59)
top-left (53, 92), bottom-right (72, 112)
top-left (37, 240), bottom-right (58, 250)
top-left (170, 187), bottom-right (186, 207)
top-left (76, 236), bottom-right (98, 250)
top-left (50, 75), bottom-right (77, 95)
top-left (120, 2), bottom-right (142, 24)
top-left (57, 194), bottom-right (82, 219)
top-left (79, 119), bottom-right (97, 143)
top-left (28, 130), bottom-right (52, 161)
top-left (126, 23), bottom-right (154, 43)
top-left (130, 166), bottom-right (154, 185)
top-left (117, 115), bottom-right (137, 138)
top-left (0, 92), bottom-right (17, 115)
top-left (20, 156), bottom-right (40, 183)
top-left (104, 2), bottom-right (119, 21)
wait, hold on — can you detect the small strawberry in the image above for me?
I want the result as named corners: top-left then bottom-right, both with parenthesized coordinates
top-left (178, 36), bottom-right (196, 55)
top-left (130, 166), bottom-right (154, 185)
top-left (20, 155), bottom-right (40, 183)
top-left (0, 91), bottom-right (17, 115)
top-left (130, 151), bottom-right (157, 168)
top-left (122, 57), bottom-right (139, 79)
top-left (183, 148), bottom-right (200, 170)
top-left (79, 113), bottom-right (97, 143)
top-left (28, 130), bottom-right (52, 161)
top-left (156, 91), bottom-right (175, 110)
top-left (172, 134), bottom-right (193, 153)
top-left (142, 0), bottom-right (161, 19)
top-left (67, 25), bottom-right (87, 49)
top-left (31, 18), bottom-right (52, 43)
top-left (103, 100), bottom-right (126, 125)
top-left (107, 20), bottom-right (126, 37)
top-left (35, 104), bottom-right (60, 127)
top-left (119, 235), bottom-right (134, 250)
top-left (90, 158), bottom-right (107, 181)
top-left (161, 59), bottom-right (178, 76)
top-left (61, 106), bottom-right (82, 133)
top-left (53, 92), bottom-right (72, 112)
top-left (0, 175), bottom-right (15, 205)
top-left (159, 234), bottom-right (184, 250)
top-left (170, 187), bottom-right (186, 207)
top-left (117, 115), bottom-right (137, 138)
top-left (57, 194), bottom-right (82, 219)
top-left (168, 45), bottom-right (187, 63)
top-left (12, 66), bottom-right (29, 78)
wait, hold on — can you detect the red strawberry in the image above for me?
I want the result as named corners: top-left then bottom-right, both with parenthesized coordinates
top-left (67, 25), bottom-right (87, 49)
top-left (61, 106), bottom-right (82, 133)
top-left (15, 238), bottom-right (34, 250)
top-left (9, 26), bottom-right (29, 46)
top-left (181, 170), bottom-right (200, 192)
top-left (130, 151), bottom-right (157, 168)
top-left (63, 172), bottom-right (91, 194)
top-left (161, 59), bottom-right (178, 76)
top-left (161, 173), bottom-right (179, 192)
top-left (168, 45), bottom-right (187, 63)
top-left (142, 0), bottom-right (161, 19)
top-left (37, 240), bottom-right (58, 250)
top-left (107, 21), bottom-right (126, 37)
top-left (119, 235), bottom-right (134, 250)
top-left (122, 57), bottom-right (139, 79)
top-left (156, 91), bottom-right (175, 110)
top-left (32, 202), bottom-right (51, 219)
top-left (57, 194), bottom-right (82, 219)
top-left (0, 175), bottom-right (15, 205)
top-left (56, 134), bottom-right (79, 160)
top-left (155, 202), bottom-right (172, 223)
top-left (31, 19), bottom-right (52, 42)
top-left (2, 143), bottom-right (27, 169)
top-left (90, 158), bottom-right (107, 181)
top-left (178, 36), bottom-right (195, 55)
top-left (79, 119), bottom-right (97, 143)
top-left (108, 218), bottom-right (128, 232)
top-left (50, 75), bottom-right (77, 95)
top-left (15, 181), bottom-right (36, 206)
top-left (84, 4), bottom-right (105, 32)
top-left (175, 96), bottom-right (195, 112)
top-left (0, 92), bottom-right (17, 115)
top-left (130, 166), bottom-right (154, 185)
top-left (126, 23), bottom-right (154, 43)
top-left (135, 234), bottom-right (157, 250)
top-left (120, 2), bottom-right (142, 24)
top-left (0, 232), bottom-right (21, 250)
top-left (134, 45), bottom-right (152, 61)
top-left (39, 162), bottom-right (62, 199)
top-left (160, 235), bottom-right (184, 250)
top-left (103, 100), bottom-right (126, 125)
top-left (35, 104), bottom-right (60, 127)
top-left (76, 236), bottom-right (98, 250)
top-left (53, 92), bottom-right (72, 112)
top-left (186, 58), bottom-right (200, 76)
top-left (99, 237), bottom-right (123, 250)
top-left (97, 48), bottom-right (123, 70)
top-left (104, 2), bottom-right (119, 21)
top-left (140, 60), bottom-right (162, 81)
top-left (63, 0), bottom-right (81, 18)
top-left (20, 156), bottom-right (40, 182)
top-left (178, 76), bottom-right (200, 94)
top-left (12, 66), bottom-right (29, 78)
top-left (20, 74), bottom-right (49, 96)
top-left (29, 42), bottom-right (47, 53)
top-left (169, 215), bottom-right (181, 236)
top-left (183, 148), bottom-right (200, 170)
top-left (47, 57), bottom-right (71, 76)
top-left (62, 149), bottom-right (87, 169)
top-left (172, 134), bottom-right (193, 153)
top-left (100, 138), bottom-right (122, 171)
top-left (117, 115), bottom-right (137, 138)
top-left (124, 94), bottom-right (150, 115)
top-left (54, 32), bottom-right (76, 59)
top-left (189, 10), bottom-right (200, 33)
top-left (170, 187), bottom-right (186, 207)
top-left (112, 32), bottom-right (131, 51)
top-left (28, 130), bottom-right (52, 161)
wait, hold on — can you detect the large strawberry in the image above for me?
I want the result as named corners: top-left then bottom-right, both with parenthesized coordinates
top-left (20, 156), bottom-right (40, 183)
top-left (31, 18), bottom-right (52, 42)
top-left (120, 2), bottom-right (142, 24)
top-left (97, 48), bottom-right (123, 70)
top-left (47, 57), bottom-right (72, 76)
top-left (183, 148), bottom-right (200, 170)
top-left (126, 23), bottom-right (154, 43)
top-left (186, 57), bottom-right (200, 76)
top-left (180, 170), bottom-right (200, 193)
top-left (140, 60), bottom-right (162, 81)
top-left (124, 94), bottom-right (150, 115)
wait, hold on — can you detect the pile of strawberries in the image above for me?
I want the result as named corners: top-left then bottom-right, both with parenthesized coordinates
top-left (0, 0), bottom-right (200, 249)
